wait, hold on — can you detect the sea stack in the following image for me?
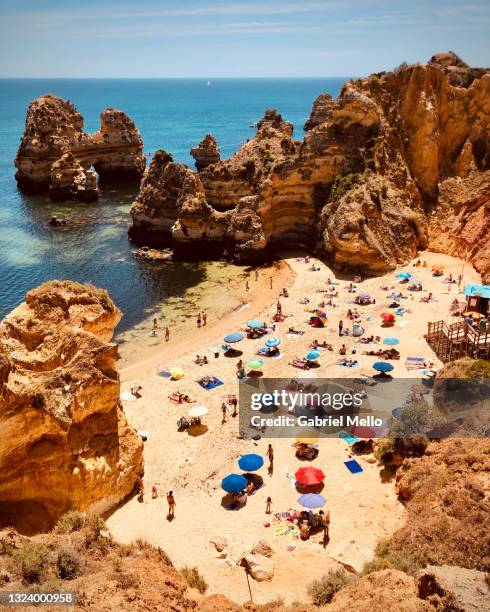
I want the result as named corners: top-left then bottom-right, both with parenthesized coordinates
top-left (15, 94), bottom-right (145, 201)
top-left (190, 134), bottom-right (221, 171)
top-left (0, 281), bottom-right (144, 533)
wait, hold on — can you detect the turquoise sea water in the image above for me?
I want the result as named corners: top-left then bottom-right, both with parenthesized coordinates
top-left (0, 78), bottom-right (345, 333)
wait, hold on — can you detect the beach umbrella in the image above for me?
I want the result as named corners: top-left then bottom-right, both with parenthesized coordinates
top-left (373, 361), bottom-right (394, 373)
top-left (170, 367), bottom-right (184, 380)
top-left (298, 493), bottom-right (326, 509)
top-left (397, 272), bottom-right (412, 279)
top-left (238, 453), bottom-right (264, 471)
top-left (248, 358), bottom-right (264, 370)
top-left (306, 349), bottom-right (321, 360)
top-left (295, 436), bottom-right (319, 444)
top-left (221, 474), bottom-right (248, 493)
top-left (265, 337), bottom-right (280, 347)
top-left (383, 337), bottom-right (400, 345)
top-left (247, 319), bottom-right (265, 329)
top-left (188, 406), bottom-right (209, 417)
top-left (381, 313), bottom-right (395, 322)
top-left (224, 332), bottom-right (243, 343)
top-left (295, 466), bottom-right (325, 486)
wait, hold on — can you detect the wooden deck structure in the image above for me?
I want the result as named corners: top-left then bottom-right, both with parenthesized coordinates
top-left (426, 319), bottom-right (490, 362)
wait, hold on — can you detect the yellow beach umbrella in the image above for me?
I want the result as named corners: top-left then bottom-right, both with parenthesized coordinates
top-left (295, 436), bottom-right (319, 445)
top-left (170, 367), bottom-right (185, 380)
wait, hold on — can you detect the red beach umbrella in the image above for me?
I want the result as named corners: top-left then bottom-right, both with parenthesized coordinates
top-left (295, 466), bottom-right (325, 486)
top-left (381, 313), bottom-right (395, 322)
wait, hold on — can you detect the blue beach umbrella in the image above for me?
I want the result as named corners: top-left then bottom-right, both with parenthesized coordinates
top-left (306, 349), bottom-right (321, 360)
top-left (221, 474), bottom-right (248, 493)
top-left (238, 454), bottom-right (264, 471)
top-left (397, 272), bottom-right (412, 279)
top-left (224, 332), bottom-right (243, 343)
top-left (265, 337), bottom-right (280, 347)
top-left (247, 319), bottom-right (265, 329)
top-left (298, 493), bottom-right (326, 509)
top-left (373, 361), bottom-right (394, 373)
top-left (383, 337), bottom-right (400, 346)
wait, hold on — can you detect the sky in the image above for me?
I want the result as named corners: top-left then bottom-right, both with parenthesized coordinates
top-left (0, 0), bottom-right (489, 78)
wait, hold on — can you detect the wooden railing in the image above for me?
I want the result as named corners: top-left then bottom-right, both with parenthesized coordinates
top-left (426, 319), bottom-right (490, 362)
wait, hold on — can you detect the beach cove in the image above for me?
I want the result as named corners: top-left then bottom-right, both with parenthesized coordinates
top-left (107, 250), bottom-right (480, 605)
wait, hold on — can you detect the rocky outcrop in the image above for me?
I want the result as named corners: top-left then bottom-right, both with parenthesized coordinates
top-left (129, 53), bottom-right (489, 274)
top-left (304, 93), bottom-right (335, 130)
top-left (15, 94), bottom-right (145, 201)
top-left (416, 565), bottom-right (489, 611)
top-left (190, 134), bottom-right (221, 171)
top-left (49, 152), bottom-right (98, 202)
top-left (0, 281), bottom-right (143, 534)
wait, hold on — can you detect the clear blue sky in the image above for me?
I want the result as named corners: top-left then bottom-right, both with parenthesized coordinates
top-left (1, 0), bottom-right (489, 77)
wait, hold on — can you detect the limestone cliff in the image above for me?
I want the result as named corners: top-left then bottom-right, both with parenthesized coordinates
top-left (15, 94), bottom-right (145, 201)
top-left (129, 53), bottom-right (489, 275)
top-left (0, 281), bottom-right (143, 534)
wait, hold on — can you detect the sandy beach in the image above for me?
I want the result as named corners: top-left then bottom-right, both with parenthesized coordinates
top-left (107, 251), bottom-right (480, 605)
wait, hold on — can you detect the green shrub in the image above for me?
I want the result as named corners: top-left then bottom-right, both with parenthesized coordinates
top-left (361, 537), bottom-right (423, 576)
top-left (307, 569), bottom-right (354, 606)
top-left (115, 572), bottom-right (140, 589)
top-left (180, 566), bottom-right (208, 594)
top-left (56, 545), bottom-right (81, 579)
top-left (329, 174), bottom-right (359, 201)
top-left (53, 511), bottom-right (86, 534)
top-left (13, 542), bottom-right (48, 584)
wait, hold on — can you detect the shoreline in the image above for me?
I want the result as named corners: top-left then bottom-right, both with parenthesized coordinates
top-left (119, 259), bottom-right (294, 381)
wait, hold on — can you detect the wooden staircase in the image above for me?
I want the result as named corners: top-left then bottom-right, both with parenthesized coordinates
top-left (426, 319), bottom-right (490, 362)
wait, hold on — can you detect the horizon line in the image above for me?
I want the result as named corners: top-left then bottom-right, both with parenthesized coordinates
top-left (0, 75), bottom-right (355, 80)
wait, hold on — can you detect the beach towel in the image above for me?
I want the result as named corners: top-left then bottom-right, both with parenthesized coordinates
top-left (120, 391), bottom-right (136, 401)
top-left (158, 370), bottom-right (171, 378)
top-left (406, 357), bottom-right (425, 362)
top-left (197, 377), bottom-right (224, 390)
top-left (339, 431), bottom-right (359, 445)
top-left (344, 459), bottom-right (363, 474)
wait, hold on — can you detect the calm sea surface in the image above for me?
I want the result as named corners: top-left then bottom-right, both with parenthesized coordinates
top-left (0, 78), bottom-right (345, 341)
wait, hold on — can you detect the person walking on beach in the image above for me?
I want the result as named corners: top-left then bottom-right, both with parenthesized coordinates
top-left (197, 313), bottom-right (201, 328)
top-left (270, 276), bottom-right (273, 289)
top-left (167, 491), bottom-right (176, 519)
top-left (255, 270), bottom-right (259, 281)
top-left (245, 279), bottom-right (249, 291)
top-left (319, 509), bottom-right (330, 544)
top-left (338, 320), bottom-right (343, 336)
top-left (266, 496), bottom-right (272, 514)
top-left (165, 327), bottom-right (170, 342)
top-left (231, 396), bottom-right (238, 417)
top-left (202, 311), bottom-right (207, 326)
top-left (152, 486), bottom-right (158, 499)
top-left (221, 402), bottom-right (228, 424)
top-left (267, 444), bottom-right (274, 475)
top-left (153, 317), bottom-right (158, 329)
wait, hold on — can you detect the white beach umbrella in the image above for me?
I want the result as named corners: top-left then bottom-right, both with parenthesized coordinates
top-left (188, 405), bottom-right (209, 417)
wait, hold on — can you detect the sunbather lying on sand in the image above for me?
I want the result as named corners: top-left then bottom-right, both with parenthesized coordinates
top-left (290, 357), bottom-right (310, 369)
top-left (288, 327), bottom-right (304, 335)
top-left (311, 340), bottom-right (333, 350)
top-left (168, 391), bottom-right (194, 404)
top-left (199, 375), bottom-right (219, 388)
top-left (338, 358), bottom-right (358, 367)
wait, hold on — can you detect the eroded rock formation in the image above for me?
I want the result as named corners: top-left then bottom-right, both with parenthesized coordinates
top-left (0, 281), bottom-right (143, 534)
top-left (304, 93), bottom-right (335, 130)
top-left (15, 94), bottom-right (145, 201)
top-left (190, 134), bottom-right (221, 171)
top-left (129, 53), bottom-right (489, 276)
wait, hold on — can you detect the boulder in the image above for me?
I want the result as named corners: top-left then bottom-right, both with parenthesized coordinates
top-left (190, 134), bottom-right (221, 171)
top-left (251, 539), bottom-right (273, 558)
top-left (243, 553), bottom-right (274, 582)
top-left (210, 536), bottom-right (228, 552)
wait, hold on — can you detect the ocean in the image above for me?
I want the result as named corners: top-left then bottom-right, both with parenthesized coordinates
top-left (0, 78), bottom-right (345, 343)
